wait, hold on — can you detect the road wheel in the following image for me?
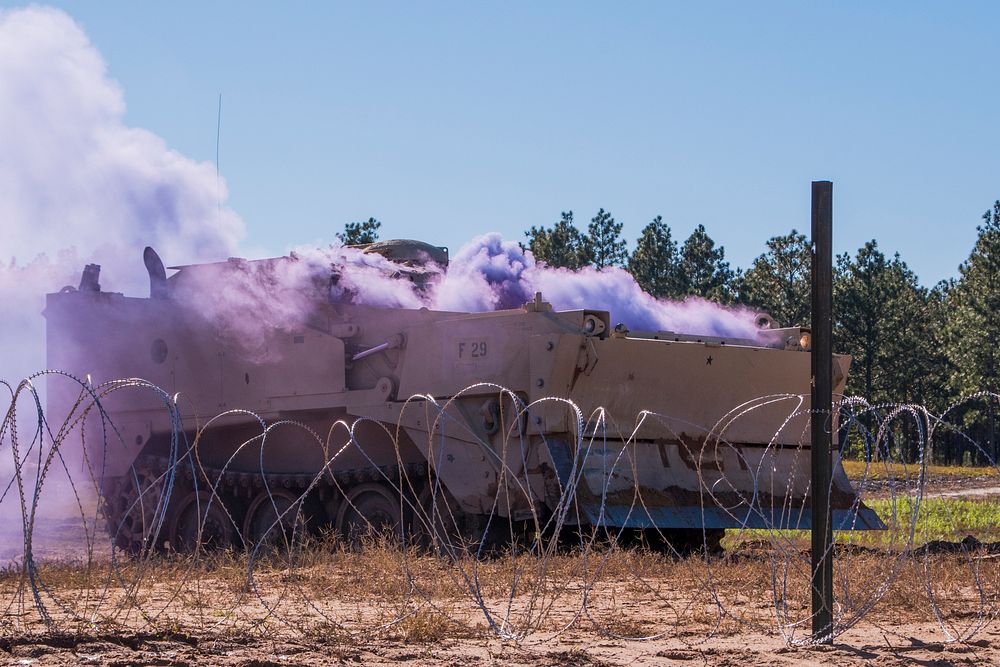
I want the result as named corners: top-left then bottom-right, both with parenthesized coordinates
top-left (243, 488), bottom-right (306, 552)
top-left (169, 490), bottom-right (238, 552)
top-left (107, 469), bottom-right (168, 554)
top-left (336, 483), bottom-right (403, 547)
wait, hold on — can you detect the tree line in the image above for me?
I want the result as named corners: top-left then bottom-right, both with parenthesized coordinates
top-left (342, 203), bottom-right (1000, 463)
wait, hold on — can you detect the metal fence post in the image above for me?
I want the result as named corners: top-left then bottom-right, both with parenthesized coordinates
top-left (811, 180), bottom-right (834, 643)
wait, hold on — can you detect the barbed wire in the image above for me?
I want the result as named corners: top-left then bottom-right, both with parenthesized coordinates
top-left (1, 371), bottom-right (998, 649)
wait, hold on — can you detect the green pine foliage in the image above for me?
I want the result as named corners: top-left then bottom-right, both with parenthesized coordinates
top-left (628, 216), bottom-right (684, 298)
top-left (944, 202), bottom-right (1000, 397)
top-left (679, 224), bottom-right (735, 303)
top-left (337, 217), bottom-right (382, 245)
top-left (834, 240), bottom-right (940, 407)
top-left (738, 230), bottom-right (812, 327)
top-left (586, 208), bottom-right (629, 269)
top-left (524, 211), bottom-right (593, 269)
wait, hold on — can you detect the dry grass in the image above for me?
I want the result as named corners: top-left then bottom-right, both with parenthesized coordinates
top-left (388, 607), bottom-right (483, 642)
top-left (3, 537), bottom-right (996, 649)
top-left (842, 459), bottom-right (998, 483)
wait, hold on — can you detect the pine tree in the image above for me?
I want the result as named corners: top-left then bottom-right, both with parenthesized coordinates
top-left (627, 215), bottom-right (683, 298)
top-left (337, 217), bottom-right (381, 245)
top-left (679, 224), bottom-right (735, 302)
top-left (939, 202), bottom-right (1000, 463)
top-left (944, 201), bottom-right (1000, 398)
top-left (738, 230), bottom-right (812, 327)
top-left (524, 211), bottom-right (592, 269)
top-left (586, 208), bottom-right (628, 269)
top-left (834, 240), bottom-right (933, 406)
top-left (916, 280), bottom-right (952, 415)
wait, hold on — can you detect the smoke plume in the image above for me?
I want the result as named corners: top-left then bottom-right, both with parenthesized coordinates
top-left (175, 233), bottom-right (760, 360)
top-left (432, 234), bottom-right (760, 337)
top-left (0, 5), bottom-right (247, 529)
top-left (0, 6), bottom-right (243, 277)
top-left (0, 6), bottom-right (244, 383)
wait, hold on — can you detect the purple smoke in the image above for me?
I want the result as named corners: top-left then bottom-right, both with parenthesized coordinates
top-left (432, 234), bottom-right (760, 338)
top-left (180, 234), bottom-right (760, 361)
top-left (187, 233), bottom-right (759, 345)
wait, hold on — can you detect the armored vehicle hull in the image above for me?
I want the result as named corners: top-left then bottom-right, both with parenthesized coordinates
top-left (45, 245), bottom-right (881, 553)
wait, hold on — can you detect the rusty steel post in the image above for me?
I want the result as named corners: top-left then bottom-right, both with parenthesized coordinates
top-left (811, 180), bottom-right (834, 642)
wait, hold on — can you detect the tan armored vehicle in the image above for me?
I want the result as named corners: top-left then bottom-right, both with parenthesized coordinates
top-left (45, 241), bottom-right (881, 553)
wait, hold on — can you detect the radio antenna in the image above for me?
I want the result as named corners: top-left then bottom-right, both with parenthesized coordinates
top-left (216, 93), bottom-right (222, 221)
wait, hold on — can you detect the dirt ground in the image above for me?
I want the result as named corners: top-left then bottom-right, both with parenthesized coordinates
top-left (5, 477), bottom-right (1000, 665)
top-left (2, 626), bottom-right (997, 666)
top-left (2, 543), bottom-right (998, 666)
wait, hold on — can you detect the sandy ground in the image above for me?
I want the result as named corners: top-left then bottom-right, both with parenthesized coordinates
top-left (924, 484), bottom-right (1000, 499)
top-left (4, 477), bottom-right (1000, 665)
top-left (2, 626), bottom-right (998, 666)
top-left (2, 552), bottom-right (998, 667)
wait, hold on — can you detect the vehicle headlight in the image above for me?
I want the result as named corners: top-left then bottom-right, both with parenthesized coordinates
top-left (799, 332), bottom-right (812, 351)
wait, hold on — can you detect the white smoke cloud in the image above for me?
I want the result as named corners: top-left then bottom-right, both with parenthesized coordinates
top-left (175, 234), bottom-right (761, 363)
top-left (0, 6), bottom-right (249, 531)
top-left (0, 6), bottom-right (243, 285)
top-left (0, 5), bottom-right (244, 384)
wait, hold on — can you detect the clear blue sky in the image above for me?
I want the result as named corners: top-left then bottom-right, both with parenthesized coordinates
top-left (20, 1), bottom-right (1000, 285)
